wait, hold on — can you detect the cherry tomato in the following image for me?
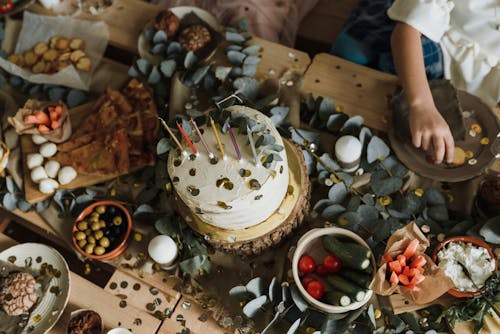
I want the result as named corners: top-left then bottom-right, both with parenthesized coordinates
top-left (306, 280), bottom-right (324, 300)
top-left (315, 264), bottom-right (328, 276)
top-left (298, 255), bottom-right (316, 274)
top-left (301, 276), bottom-right (316, 289)
top-left (323, 254), bottom-right (342, 273)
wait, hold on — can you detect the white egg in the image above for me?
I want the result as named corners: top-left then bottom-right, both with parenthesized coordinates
top-left (32, 134), bottom-right (48, 145)
top-left (30, 166), bottom-right (48, 183)
top-left (39, 178), bottom-right (59, 194)
top-left (44, 160), bottom-right (61, 179)
top-left (39, 143), bottom-right (57, 158)
top-left (58, 166), bottom-right (77, 185)
top-left (26, 153), bottom-right (44, 169)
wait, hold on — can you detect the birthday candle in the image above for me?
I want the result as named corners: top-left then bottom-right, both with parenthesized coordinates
top-left (210, 117), bottom-right (225, 158)
top-left (190, 118), bottom-right (214, 159)
top-left (176, 122), bottom-right (198, 155)
top-left (158, 117), bottom-right (187, 156)
top-left (246, 126), bottom-right (259, 166)
top-left (227, 123), bottom-right (241, 161)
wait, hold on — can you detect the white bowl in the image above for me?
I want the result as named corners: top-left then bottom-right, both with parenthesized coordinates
top-left (292, 227), bottom-right (375, 313)
top-left (137, 6), bottom-right (223, 65)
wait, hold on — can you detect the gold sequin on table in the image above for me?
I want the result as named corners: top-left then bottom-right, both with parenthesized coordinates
top-left (239, 168), bottom-right (251, 177)
top-left (248, 179), bottom-right (261, 190)
top-left (378, 196), bottom-right (392, 206)
top-left (471, 124), bottom-right (482, 134)
top-left (468, 158), bottom-right (478, 165)
top-left (216, 177), bottom-right (233, 190)
top-left (480, 137), bottom-right (490, 145)
top-left (217, 201), bottom-right (232, 210)
top-left (187, 185), bottom-right (200, 196)
top-left (189, 168), bottom-right (196, 176)
top-left (465, 150), bottom-right (474, 158)
top-left (414, 188), bottom-right (424, 197)
top-left (174, 159), bottom-right (182, 167)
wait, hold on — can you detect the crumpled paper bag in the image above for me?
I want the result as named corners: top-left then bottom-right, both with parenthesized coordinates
top-left (0, 12), bottom-right (108, 91)
top-left (370, 222), bottom-right (454, 304)
top-left (8, 99), bottom-right (72, 143)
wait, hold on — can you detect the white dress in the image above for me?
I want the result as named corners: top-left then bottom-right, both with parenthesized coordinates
top-left (388, 0), bottom-right (500, 105)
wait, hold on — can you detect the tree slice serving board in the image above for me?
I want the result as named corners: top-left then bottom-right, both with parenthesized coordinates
top-left (175, 139), bottom-right (311, 255)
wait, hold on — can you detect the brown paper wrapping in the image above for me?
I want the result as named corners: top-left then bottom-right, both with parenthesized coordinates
top-left (370, 222), bottom-right (454, 304)
top-left (7, 99), bottom-right (72, 143)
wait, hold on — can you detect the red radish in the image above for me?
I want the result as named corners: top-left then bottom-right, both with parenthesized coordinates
top-left (33, 110), bottom-right (50, 126)
top-left (383, 253), bottom-right (393, 263)
top-left (315, 264), bottom-right (328, 276)
top-left (410, 255), bottom-right (426, 268)
top-left (306, 280), bottom-right (325, 299)
top-left (388, 260), bottom-right (402, 274)
top-left (397, 254), bottom-right (406, 267)
top-left (403, 239), bottom-right (419, 258)
top-left (298, 255), bottom-right (316, 274)
top-left (390, 271), bottom-right (399, 285)
top-left (398, 274), bottom-right (410, 286)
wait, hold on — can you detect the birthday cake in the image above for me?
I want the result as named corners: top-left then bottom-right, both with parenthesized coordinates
top-left (167, 106), bottom-right (289, 230)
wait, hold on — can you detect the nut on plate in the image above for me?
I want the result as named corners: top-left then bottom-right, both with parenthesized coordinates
top-left (179, 25), bottom-right (211, 52)
top-left (154, 10), bottom-right (180, 37)
top-left (0, 272), bottom-right (38, 316)
top-left (55, 37), bottom-right (70, 51)
top-left (69, 38), bottom-right (85, 51)
top-left (33, 42), bottom-right (49, 56)
top-left (76, 57), bottom-right (92, 72)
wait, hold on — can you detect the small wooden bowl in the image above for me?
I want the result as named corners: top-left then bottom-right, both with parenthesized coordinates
top-left (72, 201), bottom-right (132, 261)
top-left (292, 227), bottom-right (376, 313)
top-left (432, 236), bottom-right (497, 298)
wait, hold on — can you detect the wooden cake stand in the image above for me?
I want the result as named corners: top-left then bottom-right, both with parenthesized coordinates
top-left (174, 139), bottom-right (311, 255)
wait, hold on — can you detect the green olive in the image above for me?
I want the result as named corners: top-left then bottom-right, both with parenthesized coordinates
top-left (95, 205), bottom-right (106, 214)
top-left (77, 239), bottom-right (87, 248)
top-left (99, 237), bottom-right (110, 248)
top-left (94, 246), bottom-right (106, 256)
top-left (85, 229), bottom-right (93, 236)
top-left (84, 244), bottom-right (95, 254)
top-left (91, 221), bottom-right (100, 231)
top-left (112, 216), bottom-right (123, 226)
top-left (77, 221), bottom-right (88, 231)
top-left (99, 220), bottom-right (107, 228)
top-left (75, 231), bottom-right (86, 240)
top-left (87, 236), bottom-right (96, 244)
top-left (89, 212), bottom-right (100, 224)
top-left (94, 230), bottom-right (104, 240)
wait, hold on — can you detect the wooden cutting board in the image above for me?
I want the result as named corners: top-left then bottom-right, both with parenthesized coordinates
top-left (21, 102), bottom-right (131, 204)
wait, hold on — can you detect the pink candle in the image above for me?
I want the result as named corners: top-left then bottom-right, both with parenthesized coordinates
top-left (226, 124), bottom-right (241, 161)
top-left (190, 118), bottom-right (214, 158)
top-left (176, 122), bottom-right (198, 155)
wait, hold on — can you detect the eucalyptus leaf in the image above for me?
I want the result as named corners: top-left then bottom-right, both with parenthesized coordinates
top-left (318, 98), bottom-right (335, 122)
top-left (2, 193), bottom-right (17, 211)
top-left (137, 187), bottom-right (159, 204)
top-left (326, 113), bottom-right (348, 133)
top-left (357, 204), bottom-right (379, 222)
top-left (270, 106), bottom-right (289, 126)
top-left (387, 208), bottom-right (412, 220)
top-left (380, 156), bottom-right (408, 178)
top-left (287, 318), bottom-right (301, 334)
top-left (255, 134), bottom-right (276, 148)
top-left (269, 277), bottom-right (279, 303)
top-left (227, 50), bottom-right (246, 65)
top-left (136, 58), bottom-right (151, 75)
top-left (448, 220), bottom-right (474, 236)
top-left (302, 150), bottom-right (315, 175)
top-left (156, 137), bottom-right (171, 155)
top-left (358, 127), bottom-right (373, 146)
top-left (422, 188), bottom-right (446, 206)
top-left (152, 30), bottom-right (168, 44)
top-left (75, 194), bottom-right (94, 205)
top-left (367, 304), bottom-right (376, 327)
top-left (155, 216), bottom-right (179, 236)
top-left (479, 216), bottom-right (500, 243)
top-left (371, 170), bottom-right (403, 196)
top-left (316, 153), bottom-right (340, 172)
top-left (244, 55), bottom-right (261, 65)
top-left (281, 283), bottom-right (291, 304)
top-left (246, 277), bottom-right (265, 297)
top-left (226, 31), bottom-right (246, 43)
top-left (179, 254), bottom-right (212, 275)
top-left (133, 204), bottom-right (155, 219)
top-left (144, 28), bottom-right (155, 41)
top-left (242, 45), bottom-right (261, 55)
top-left (337, 211), bottom-right (362, 230)
top-left (342, 115), bottom-right (364, 130)
top-left (166, 41), bottom-right (182, 54)
top-left (128, 65), bottom-right (139, 77)
top-left (427, 205), bottom-right (449, 222)
top-left (321, 204), bottom-right (346, 220)
top-left (367, 136), bottom-right (391, 163)
top-left (290, 128), bottom-right (320, 147)
top-left (191, 65), bottom-right (210, 85)
top-left (17, 199), bottom-right (31, 212)
top-left (151, 43), bottom-right (166, 55)
top-left (148, 66), bottom-right (161, 85)
top-left (347, 196), bottom-right (361, 211)
top-left (242, 295), bottom-right (267, 318)
top-left (313, 199), bottom-right (338, 213)
top-left (233, 77), bottom-right (259, 100)
top-left (215, 66), bottom-right (232, 81)
top-left (318, 170), bottom-right (330, 185)
top-left (226, 44), bottom-right (243, 51)
top-left (35, 199), bottom-right (50, 212)
top-left (290, 285), bottom-right (308, 312)
top-left (184, 51), bottom-right (198, 69)
top-left (230, 66), bottom-right (242, 77)
top-left (362, 194), bottom-right (375, 206)
top-left (337, 172), bottom-right (353, 187)
top-left (48, 87), bottom-right (66, 101)
top-left (229, 285), bottom-right (250, 301)
top-left (160, 59), bottom-right (176, 77)
top-left (203, 73), bottom-right (217, 91)
top-left (328, 182), bottom-right (347, 204)
top-left (5, 176), bottom-right (15, 193)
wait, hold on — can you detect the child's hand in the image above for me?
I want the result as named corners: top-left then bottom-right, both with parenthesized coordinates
top-left (408, 102), bottom-right (454, 164)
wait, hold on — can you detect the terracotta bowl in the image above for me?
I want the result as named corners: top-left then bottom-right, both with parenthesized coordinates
top-left (292, 227), bottom-right (376, 313)
top-left (432, 236), bottom-right (497, 298)
top-left (72, 201), bottom-right (132, 261)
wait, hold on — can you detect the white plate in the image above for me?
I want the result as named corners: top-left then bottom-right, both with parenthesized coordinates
top-left (137, 6), bottom-right (223, 65)
top-left (0, 243), bottom-right (71, 334)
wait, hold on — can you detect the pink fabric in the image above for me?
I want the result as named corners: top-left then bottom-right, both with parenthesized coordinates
top-left (157, 0), bottom-right (319, 46)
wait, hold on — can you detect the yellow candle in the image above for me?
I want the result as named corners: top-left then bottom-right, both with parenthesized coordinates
top-left (210, 117), bottom-right (225, 158)
top-left (158, 117), bottom-right (187, 156)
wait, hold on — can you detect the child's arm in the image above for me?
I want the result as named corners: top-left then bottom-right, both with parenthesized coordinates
top-left (391, 22), bottom-right (454, 164)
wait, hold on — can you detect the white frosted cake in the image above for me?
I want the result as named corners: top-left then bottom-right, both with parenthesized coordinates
top-left (167, 106), bottom-right (289, 230)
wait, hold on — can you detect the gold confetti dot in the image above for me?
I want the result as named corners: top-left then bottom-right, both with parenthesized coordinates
top-left (134, 232), bottom-right (143, 242)
top-left (84, 263), bottom-right (91, 275)
top-left (447, 194), bottom-right (454, 203)
top-left (374, 309), bottom-right (382, 319)
top-left (331, 176), bottom-right (341, 184)
top-left (468, 158), bottom-right (477, 165)
top-left (414, 188), bottom-right (424, 197)
top-left (110, 188), bottom-right (117, 196)
top-left (471, 124), bottom-right (482, 134)
top-left (338, 216), bottom-right (349, 225)
top-left (378, 196), bottom-right (391, 206)
top-left (165, 183), bottom-right (172, 192)
top-left (335, 105), bottom-right (344, 112)
top-left (465, 150), bottom-right (474, 158)
top-left (480, 137), bottom-right (490, 145)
